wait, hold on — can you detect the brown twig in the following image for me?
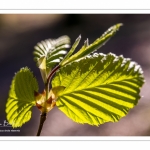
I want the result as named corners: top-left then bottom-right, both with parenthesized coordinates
top-left (36, 112), bottom-right (47, 136)
top-left (36, 65), bottom-right (60, 136)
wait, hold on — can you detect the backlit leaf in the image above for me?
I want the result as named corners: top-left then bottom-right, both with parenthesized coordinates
top-left (33, 35), bottom-right (70, 82)
top-left (60, 35), bottom-right (81, 66)
top-left (61, 23), bottom-right (122, 66)
top-left (52, 53), bottom-right (144, 126)
top-left (6, 67), bottom-right (39, 128)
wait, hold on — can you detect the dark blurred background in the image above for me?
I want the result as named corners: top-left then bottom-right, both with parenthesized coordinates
top-left (0, 14), bottom-right (150, 136)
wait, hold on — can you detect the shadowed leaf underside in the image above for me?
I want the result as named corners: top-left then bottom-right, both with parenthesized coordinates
top-left (33, 36), bottom-right (70, 82)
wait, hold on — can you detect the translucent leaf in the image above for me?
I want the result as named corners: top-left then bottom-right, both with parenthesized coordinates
top-left (60, 35), bottom-right (81, 66)
top-left (61, 23), bottom-right (122, 66)
top-left (6, 67), bottom-right (39, 128)
top-left (52, 53), bottom-right (144, 126)
top-left (33, 35), bottom-right (70, 82)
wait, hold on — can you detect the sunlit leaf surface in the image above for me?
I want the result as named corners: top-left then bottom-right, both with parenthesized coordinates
top-left (6, 67), bottom-right (39, 128)
top-left (61, 23), bottom-right (122, 66)
top-left (52, 53), bottom-right (144, 126)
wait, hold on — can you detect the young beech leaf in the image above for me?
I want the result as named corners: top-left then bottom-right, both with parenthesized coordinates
top-left (6, 67), bottom-right (39, 128)
top-left (33, 35), bottom-right (70, 83)
top-left (60, 35), bottom-right (81, 66)
top-left (61, 23), bottom-right (122, 66)
top-left (52, 53), bottom-right (144, 126)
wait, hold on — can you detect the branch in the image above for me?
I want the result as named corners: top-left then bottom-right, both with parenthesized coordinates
top-left (36, 65), bottom-right (60, 136)
top-left (36, 112), bottom-right (47, 136)
top-left (47, 65), bottom-right (60, 84)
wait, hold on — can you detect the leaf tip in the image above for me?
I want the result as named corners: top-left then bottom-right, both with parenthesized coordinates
top-left (76, 35), bottom-right (81, 42)
top-left (117, 23), bottom-right (123, 27)
top-left (84, 38), bottom-right (89, 47)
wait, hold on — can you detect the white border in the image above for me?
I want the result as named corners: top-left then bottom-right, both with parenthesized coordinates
top-left (1, 136), bottom-right (150, 140)
top-left (0, 9), bottom-right (150, 14)
top-left (1, 140), bottom-right (149, 150)
top-left (1, 0), bottom-right (150, 144)
top-left (0, 0), bottom-right (150, 9)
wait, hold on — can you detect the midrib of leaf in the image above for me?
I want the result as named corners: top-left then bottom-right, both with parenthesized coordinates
top-left (56, 69), bottom-right (142, 123)
top-left (52, 53), bottom-right (144, 125)
top-left (60, 75), bottom-right (142, 97)
top-left (60, 55), bottom-right (106, 92)
top-left (54, 53), bottom-right (143, 101)
top-left (58, 84), bottom-right (138, 123)
top-left (57, 84), bottom-right (138, 125)
top-left (61, 83), bottom-right (138, 108)
top-left (60, 62), bottom-right (142, 97)
top-left (61, 54), bottom-right (126, 93)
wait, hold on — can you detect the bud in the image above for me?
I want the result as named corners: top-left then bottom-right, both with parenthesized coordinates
top-left (46, 96), bottom-right (53, 104)
top-left (36, 102), bottom-right (43, 110)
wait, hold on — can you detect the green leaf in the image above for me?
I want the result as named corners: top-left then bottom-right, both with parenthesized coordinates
top-left (6, 67), bottom-right (39, 128)
top-left (61, 23), bottom-right (122, 66)
top-left (33, 35), bottom-right (70, 82)
top-left (52, 53), bottom-right (144, 126)
top-left (60, 35), bottom-right (81, 66)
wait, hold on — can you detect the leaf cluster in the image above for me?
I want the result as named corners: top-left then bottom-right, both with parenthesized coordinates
top-left (5, 23), bottom-right (145, 129)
